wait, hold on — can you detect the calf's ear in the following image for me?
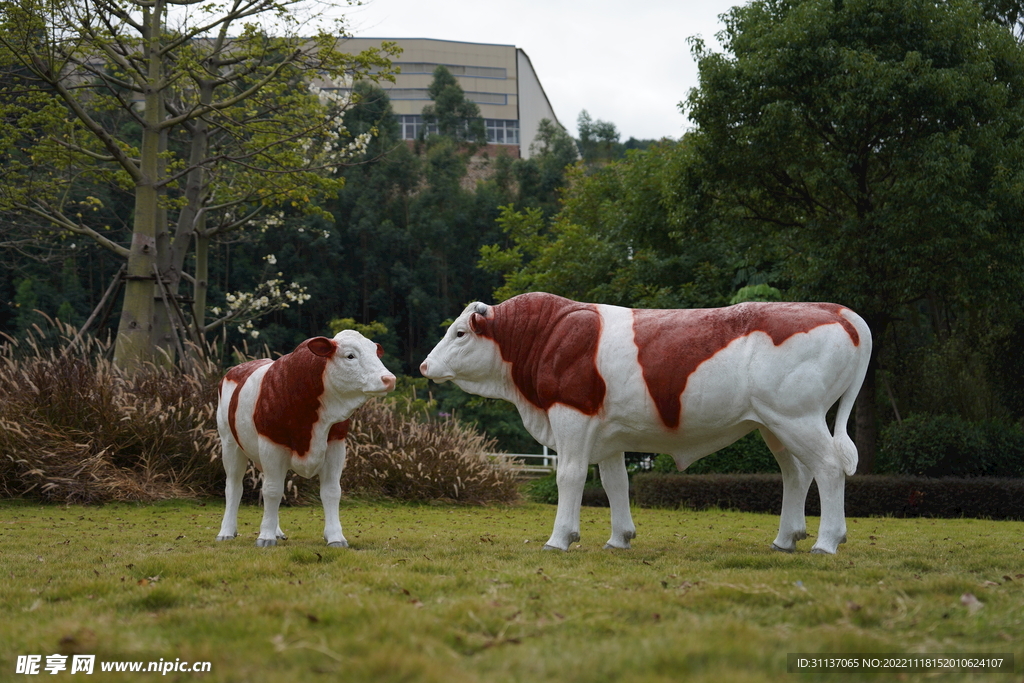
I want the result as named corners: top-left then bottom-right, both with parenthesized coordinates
top-left (375, 343), bottom-right (384, 359)
top-left (307, 337), bottom-right (336, 357)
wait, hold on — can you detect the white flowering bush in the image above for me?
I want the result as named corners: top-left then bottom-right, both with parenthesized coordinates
top-left (304, 80), bottom-right (375, 173)
top-left (208, 274), bottom-right (312, 339)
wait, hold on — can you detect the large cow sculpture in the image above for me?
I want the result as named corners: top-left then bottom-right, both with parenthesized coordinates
top-left (420, 292), bottom-right (871, 554)
top-left (216, 331), bottom-right (396, 547)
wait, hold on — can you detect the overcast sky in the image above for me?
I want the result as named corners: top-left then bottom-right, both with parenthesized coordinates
top-left (339, 0), bottom-right (742, 142)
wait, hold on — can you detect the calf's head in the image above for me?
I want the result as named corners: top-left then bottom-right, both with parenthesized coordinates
top-left (318, 329), bottom-right (396, 398)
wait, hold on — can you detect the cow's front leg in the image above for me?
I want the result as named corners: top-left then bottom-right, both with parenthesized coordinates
top-left (543, 455), bottom-right (588, 551)
top-left (256, 455), bottom-right (289, 547)
top-left (320, 440), bottom-right (349, 548)
top-left (599, 453), bottom-right (636, 549)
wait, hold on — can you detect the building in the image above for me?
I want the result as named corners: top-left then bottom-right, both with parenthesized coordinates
top-left (337, 37), bottom-right (563, 159)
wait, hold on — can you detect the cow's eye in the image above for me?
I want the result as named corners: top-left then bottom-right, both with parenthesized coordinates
top-left (456, 330), bottom-right (465, 338)
top-left (347, 353), bottom-right (356, 359)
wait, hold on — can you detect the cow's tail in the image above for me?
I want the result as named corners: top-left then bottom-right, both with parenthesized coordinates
top-left (833, 311), bottom-right (872, 476)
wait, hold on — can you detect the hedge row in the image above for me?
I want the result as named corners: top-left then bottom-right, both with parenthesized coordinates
top-left (629, 473), bottom-right (1024, 520)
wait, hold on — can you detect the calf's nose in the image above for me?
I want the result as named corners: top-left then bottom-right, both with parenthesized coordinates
top-left (382, 374), bottom-right (396, 392)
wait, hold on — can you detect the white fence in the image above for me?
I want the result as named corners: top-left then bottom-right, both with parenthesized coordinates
top-left (489, 450), bottom-right (557, 476)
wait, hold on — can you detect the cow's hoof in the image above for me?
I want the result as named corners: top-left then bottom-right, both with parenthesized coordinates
top-left (255, 538), bottom-right (277, 547)
top-left (542, 544), bottom-right (568, 552)
top-left (603, 542), bottom-right (631, 550)
top-left (327, 540), bottom-right (349, 548)
top-left (771, 543), bottom-right (795, 553)
top-left (809, 547), bottom-right (834, 555)
top-left (215, 534), bottom-right (236, 541)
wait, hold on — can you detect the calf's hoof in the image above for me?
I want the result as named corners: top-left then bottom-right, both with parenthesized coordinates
top-left (327, 540), bottom-right (349, 548)
top-left (255, 538), bottom-right (277, 548)
top-left (215, 534), bottom-right (237, 541)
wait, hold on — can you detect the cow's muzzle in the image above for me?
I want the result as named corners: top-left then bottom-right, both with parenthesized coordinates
top-left (419, 359), bottom-right (452, 383)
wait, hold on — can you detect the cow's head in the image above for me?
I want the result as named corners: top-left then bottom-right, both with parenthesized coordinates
top-left (420, 302), bottom-right (506, 396)
top-left (317, 330), bottom-right (396, 398)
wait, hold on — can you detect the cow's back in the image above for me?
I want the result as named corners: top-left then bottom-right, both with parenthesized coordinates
top-left (629, 302), bottom-right (861, 429)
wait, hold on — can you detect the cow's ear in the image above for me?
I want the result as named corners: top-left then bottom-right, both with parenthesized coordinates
top-left (307, 337), bottom-right (336, 357)
top-left (469, 312), bottom-right (489, 336)
top-left (375, 343), bottom-right (384, 359)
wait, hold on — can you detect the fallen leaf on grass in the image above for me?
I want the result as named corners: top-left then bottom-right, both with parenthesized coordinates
top-left (960, 593), bottom-right (983, 614)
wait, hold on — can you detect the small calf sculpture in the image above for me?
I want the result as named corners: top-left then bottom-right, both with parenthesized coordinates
top-left (215, 331), bottom-right (396, 547)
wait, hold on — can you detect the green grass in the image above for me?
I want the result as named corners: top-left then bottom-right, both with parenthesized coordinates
top-left (1, 498), bottom-right (1022, 682)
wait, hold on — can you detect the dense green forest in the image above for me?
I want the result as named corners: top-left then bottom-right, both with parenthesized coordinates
top-left (3, 0), bottom-right (1024, 471)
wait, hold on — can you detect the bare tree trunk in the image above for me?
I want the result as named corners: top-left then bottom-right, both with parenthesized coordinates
top-left (113, 3), bottom-right (163, 372)
top-left (192, 229), bottom-right (210, 341)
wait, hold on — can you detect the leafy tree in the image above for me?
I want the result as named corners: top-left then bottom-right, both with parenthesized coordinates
top-left (481, 140), bottom-right (736, 308)
top-left (510, 118), bottom-right (580, 216)
top-left (684, 0), bottom-right (1024, 470)
top-left (420, 65), bottom-right (486, 146)
top-left (0, 0), bottom-right (397, 370)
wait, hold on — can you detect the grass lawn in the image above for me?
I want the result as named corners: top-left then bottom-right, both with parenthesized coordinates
top-left (1, 497), bottom-right (1022, 682)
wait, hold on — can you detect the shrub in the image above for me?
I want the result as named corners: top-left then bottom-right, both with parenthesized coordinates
top-left (632, 473), bottom-right (1024, 520)
top-left (0, 323), bottom-right (223, 504)
top-left (650, 432), bottom-right (778, 475)
top-left (341, 399), bottom-right (521, 504)
top-left (523, 469), bottom-right (608, 506)
top-left (878, 413), bottom-right (1024, 477)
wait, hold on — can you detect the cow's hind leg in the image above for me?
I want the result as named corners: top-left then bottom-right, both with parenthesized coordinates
top-left (600, 453), bottom-right (636, 549)
top-left (769, 418), bottom-right (848, 554)
top-left (216, 439), bottom-right (247, 541)
top-left (320, 440), bottom-right (349, 548)
top-left (761, 427), bottom-right (812, 553)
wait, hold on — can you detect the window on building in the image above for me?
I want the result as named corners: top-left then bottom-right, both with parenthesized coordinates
top-left (395, 116), bottom-right (519, 145)
top-left (385, 88), bottom-right (507, 106)
top-left (393, 62), bottom-right (507, 79)
top-left (485, 119), bottom-right (519, 145)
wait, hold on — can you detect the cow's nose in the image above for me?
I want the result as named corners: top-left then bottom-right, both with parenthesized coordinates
top-left (419, 361), bottom-right (429, 375)
top-left (382, 374), bottom-right (396, 392)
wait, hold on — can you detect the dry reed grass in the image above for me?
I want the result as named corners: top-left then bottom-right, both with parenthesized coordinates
top-left (343, 399), bottom-right (521, 504)
top-left (0, 321), bottom-right (520, 506)
top-left (0, 321), bottom-right (223, 503)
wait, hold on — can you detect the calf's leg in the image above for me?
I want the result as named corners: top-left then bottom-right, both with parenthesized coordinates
top-left (216, 439), bottom-right (247, 541)
top-left (320, 440), bottom-right (349, 548)
top-left (256, 456), bottom-right (289, 547)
